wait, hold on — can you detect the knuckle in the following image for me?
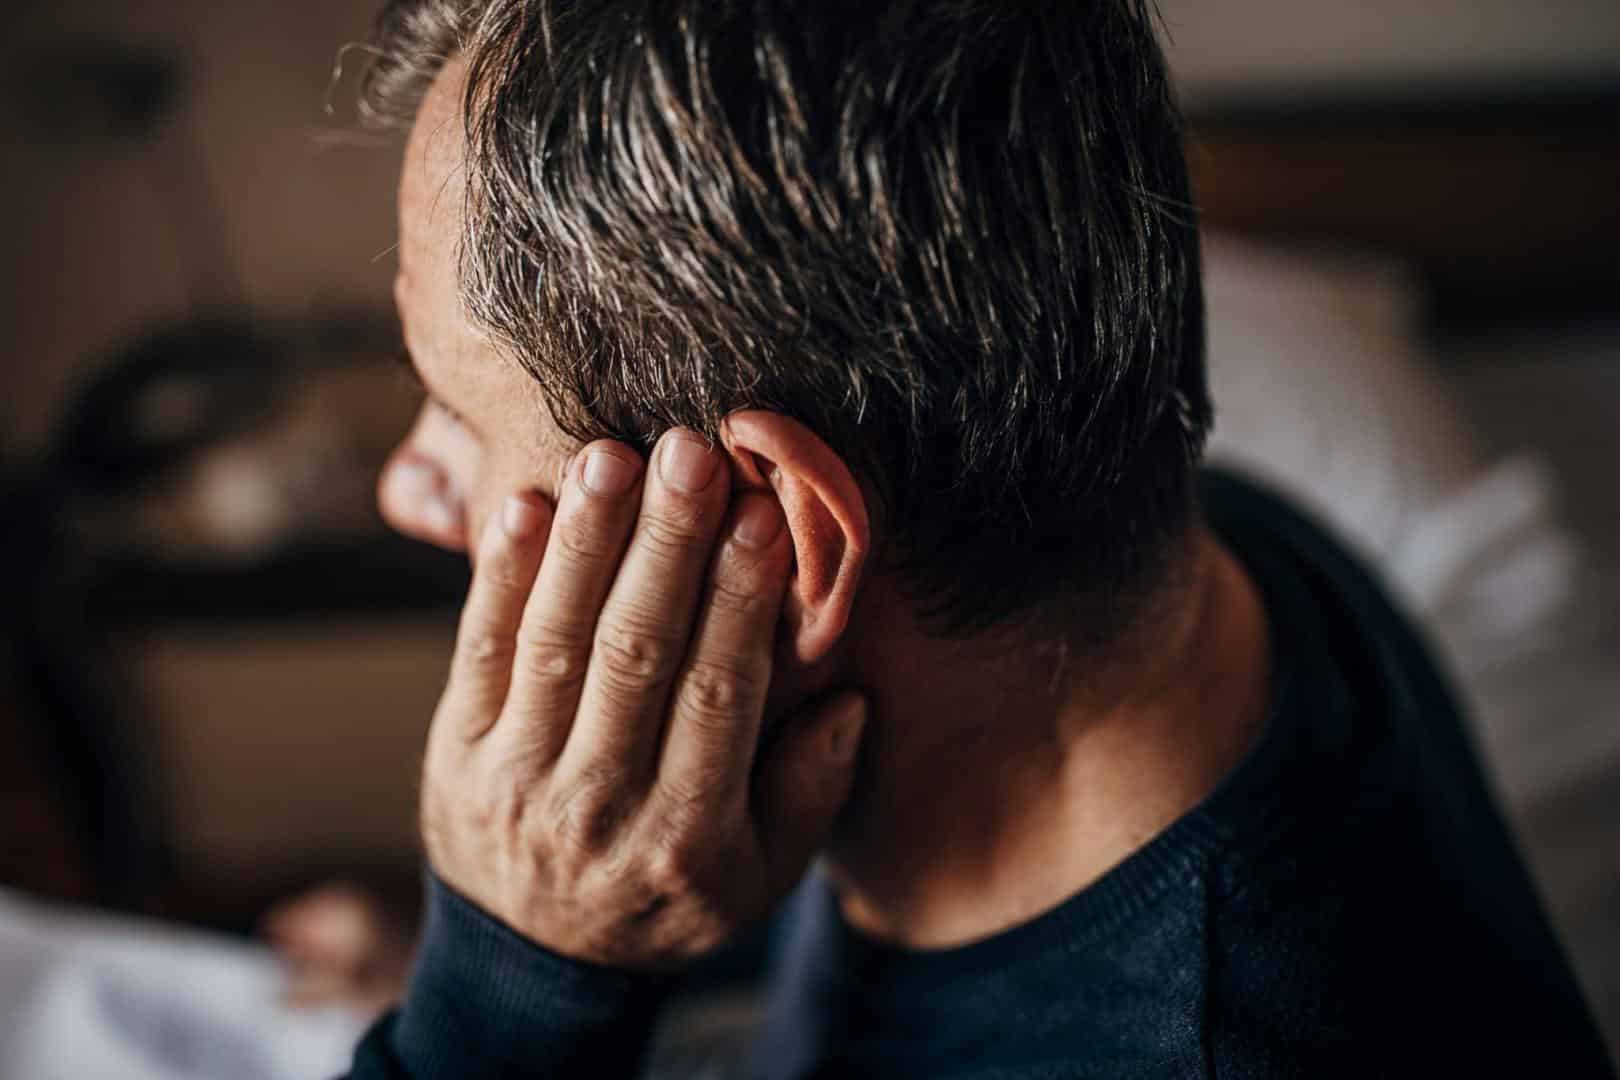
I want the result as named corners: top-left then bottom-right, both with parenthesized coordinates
top-left (554, 512), bottom-right (616, 565)
top-left (637, 507), bottom-right (710, 555)
top-left (425, 759), bottom-right (522, 841)
top-left (477, 544), bottom-right (533, 594)
top-left (514, 628), bottom-right (588, 688)
top-left (546, 772), bottom-right (628, 853)
top-left (479, 762), bottom-right (529, 827)
top-left (655, 776), bottom-right (719, 843)
top-left (593, 619), bottom-right (681, 691)
top-left (641, 834), bottom-right (703, 896)
top-left (454, 625), bottom-right (513, 675)
top-left (706, 573), bottom-right (767, 618)
top-left (679, 657), bottom-right (761, 721)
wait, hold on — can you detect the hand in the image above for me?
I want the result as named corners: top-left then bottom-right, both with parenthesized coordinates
top-left (419, 429), bottom-right (867, 972)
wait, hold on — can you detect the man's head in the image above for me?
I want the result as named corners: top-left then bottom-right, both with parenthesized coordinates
top-left (370, 0), bottom-right (1210, 646)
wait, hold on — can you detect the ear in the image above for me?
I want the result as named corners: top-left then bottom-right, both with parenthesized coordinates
top-left (720, 410), bottom-right (869, 665)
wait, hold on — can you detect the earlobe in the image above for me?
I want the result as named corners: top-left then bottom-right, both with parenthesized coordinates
top-left (720, 411), bottom-right (869, 664)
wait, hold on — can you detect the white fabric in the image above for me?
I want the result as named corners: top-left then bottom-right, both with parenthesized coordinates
top-left (1203, 236), bottom-right (1603, 804)
top-left (0, 889), bottom-right (364, 1080)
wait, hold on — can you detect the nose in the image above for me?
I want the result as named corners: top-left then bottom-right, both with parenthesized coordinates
top-left (377, 448), bottom-right (469, 553)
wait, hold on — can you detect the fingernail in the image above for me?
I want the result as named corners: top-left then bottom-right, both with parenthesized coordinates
top-left (582, 449), bottom-right (638, 496)
top-left (827, 696), bottom-right (866, 763)
top-left (660, 433), bottom-right (719, 495)
top-left (502, 493), bottom-right (546, 539)
top-left (731, 494), bottom-right (784, 549)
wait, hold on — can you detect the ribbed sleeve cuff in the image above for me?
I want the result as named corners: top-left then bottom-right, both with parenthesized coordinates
top-left (390, 871), bottom-right (671, 1079)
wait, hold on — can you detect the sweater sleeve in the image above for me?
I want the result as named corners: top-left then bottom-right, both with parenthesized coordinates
top-left (339, 872), bottom-right (672, 1079)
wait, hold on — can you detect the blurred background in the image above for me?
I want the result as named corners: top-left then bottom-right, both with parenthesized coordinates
top-left (0, 0), bottom-right (1616, 1074)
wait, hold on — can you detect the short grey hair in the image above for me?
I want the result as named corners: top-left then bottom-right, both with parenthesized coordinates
top-left (362, 0), bottom-right (1211, 639)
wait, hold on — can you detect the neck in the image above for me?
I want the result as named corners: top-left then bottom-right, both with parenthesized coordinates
top-left (825, 527), bottom-right (1272, 949)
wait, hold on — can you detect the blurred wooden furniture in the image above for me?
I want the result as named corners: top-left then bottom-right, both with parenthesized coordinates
top-left (1188, 88), bottom-right (1620, 320)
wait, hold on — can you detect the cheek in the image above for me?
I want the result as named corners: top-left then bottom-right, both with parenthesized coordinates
top-left (462, 452), bottom-right (571, 557)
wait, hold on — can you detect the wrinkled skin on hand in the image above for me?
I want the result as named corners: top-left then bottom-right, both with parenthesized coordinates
top-left (419, 429), bottom-right (865, 971)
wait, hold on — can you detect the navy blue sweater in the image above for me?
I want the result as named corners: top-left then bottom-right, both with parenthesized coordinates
top-left (342, 470), bottom-right (1614, 1078)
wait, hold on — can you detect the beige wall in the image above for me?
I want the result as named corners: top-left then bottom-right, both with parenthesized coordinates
top-left (3, 0), bottom-right (402, 452)
top-left (1160, 0), bottom-right (1620, 103)
top-left (3, 0), bottom-right (420, 889)
top-left (132, 620), bottom-right (452, 878)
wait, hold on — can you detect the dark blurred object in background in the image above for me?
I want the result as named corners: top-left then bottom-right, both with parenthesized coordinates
top-left (4, 42), bottom-right (182, 142)
top-left (2, 313), bottom-right (465, 922)
top-left (0, 0), bottom-right (457, 931)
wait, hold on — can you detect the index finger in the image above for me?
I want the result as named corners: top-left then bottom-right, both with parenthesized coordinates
top-left (653, 491), bottom-right (792, 820)
top-left (437, 492), bottom-right (553, 743)
top-left (498, 442), bottom-right (645, 764)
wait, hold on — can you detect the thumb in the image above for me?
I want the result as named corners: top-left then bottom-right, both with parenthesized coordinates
top-left (757, 690), bottom-right (867, 892)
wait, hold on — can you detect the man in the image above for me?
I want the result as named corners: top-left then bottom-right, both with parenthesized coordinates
top-left (343, 1), bottom-right (1613, 1076)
